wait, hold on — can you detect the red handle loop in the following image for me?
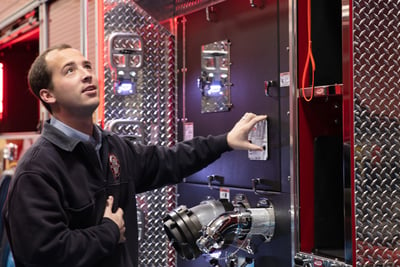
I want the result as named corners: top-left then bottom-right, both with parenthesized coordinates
top-left (301, 0), bottom-right (315, 102)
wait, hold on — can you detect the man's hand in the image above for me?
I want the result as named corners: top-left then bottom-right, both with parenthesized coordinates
top-left (227, 112), bottom-right (267, 151)
top-left (103, 196), bottom-right (126, 243)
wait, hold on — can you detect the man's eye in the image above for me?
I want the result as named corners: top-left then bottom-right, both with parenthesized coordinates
top-left (66, 68), bottom-right (74, 74)
top-left (85, 64), bottom-right (92, 70)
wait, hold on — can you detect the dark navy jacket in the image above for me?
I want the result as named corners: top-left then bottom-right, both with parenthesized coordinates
top-left (2, 122), bottom-right (230, 267)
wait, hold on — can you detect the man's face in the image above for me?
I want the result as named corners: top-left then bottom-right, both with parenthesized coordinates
top-left (44, 48), bottom-right (99, 117)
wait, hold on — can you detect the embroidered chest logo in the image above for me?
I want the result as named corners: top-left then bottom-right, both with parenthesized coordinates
top-left (108, 154), bottom-right (120, 180)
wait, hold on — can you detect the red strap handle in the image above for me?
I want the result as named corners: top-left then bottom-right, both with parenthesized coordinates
top-left (301, 0), bottom-right (316, 102)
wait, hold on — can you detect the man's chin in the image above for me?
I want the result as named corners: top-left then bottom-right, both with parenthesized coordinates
top-left (81, 101), bottom-right (100, 116)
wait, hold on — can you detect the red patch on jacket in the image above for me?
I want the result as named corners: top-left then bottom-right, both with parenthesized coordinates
top-left (108, 153), bottom-right (120, 180)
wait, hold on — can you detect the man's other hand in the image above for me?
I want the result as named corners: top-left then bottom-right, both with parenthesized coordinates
top-left (103, 196), bottom-right (126, 243)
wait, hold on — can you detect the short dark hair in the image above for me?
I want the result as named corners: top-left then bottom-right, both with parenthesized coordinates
top-left (27, 43), bottom-right (72, 113)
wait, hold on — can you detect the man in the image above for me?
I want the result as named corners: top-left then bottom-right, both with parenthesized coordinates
top-left (2, 44), bottom-right (266, 267)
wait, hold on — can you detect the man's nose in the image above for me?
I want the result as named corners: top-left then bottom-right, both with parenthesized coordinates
top-left (81, 69), bottom-right (93, 83)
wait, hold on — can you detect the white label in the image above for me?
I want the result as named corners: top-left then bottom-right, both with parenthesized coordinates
top-left (280, 72), bottom-right (290, 87)
top-left (248, 119), bottom-right (268, 160)
top-left (219, 187), bottom-right (230, 200)
top-left (183, 122), bottom-right (194, 140)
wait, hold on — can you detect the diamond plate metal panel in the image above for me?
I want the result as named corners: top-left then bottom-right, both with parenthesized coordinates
top-left (103, 1), bottom-right (177, 266)
top-left (133, 0), bottom-right (227, 21)
top-left (354, 1), bottom-right (400, 266)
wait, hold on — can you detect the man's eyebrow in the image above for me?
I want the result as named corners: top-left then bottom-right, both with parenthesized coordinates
top-left (61, 60), bottom-right (92, 70)
top-left (62, 61), bottom-right (76, 69)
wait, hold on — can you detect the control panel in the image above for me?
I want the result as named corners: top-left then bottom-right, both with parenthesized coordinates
top-left (294, 253), bottom-right (352, 267)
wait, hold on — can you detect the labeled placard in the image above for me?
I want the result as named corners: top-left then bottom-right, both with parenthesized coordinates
top-left (248, 118), bottom-right (268, 160)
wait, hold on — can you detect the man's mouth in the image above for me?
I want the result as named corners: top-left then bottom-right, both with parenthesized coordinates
top-left (82, 85), bottom-right (97, 93)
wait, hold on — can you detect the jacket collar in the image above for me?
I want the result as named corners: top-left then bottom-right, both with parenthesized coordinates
top-left (41, 120), bottom-right (112, 152)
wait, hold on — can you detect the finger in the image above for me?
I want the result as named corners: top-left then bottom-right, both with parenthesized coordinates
top-left (249, 114), bottom-right (267, 125)
top-left (104, 196), bottom-right (113, 216)
top-left (239, 115), bottom-right (267, 135)
top-left (107, 196), bottom-right (114, 207)
top-left (240, 114), bottom-right (267, 128)
top-left (116, 207), bottom-right (124, 216)
top-left (120, 226), bottom-right (127, 243)
top-left (240, 112), bottom-right (255, 121)
top-left (247, 143), bottom-right (264, 151)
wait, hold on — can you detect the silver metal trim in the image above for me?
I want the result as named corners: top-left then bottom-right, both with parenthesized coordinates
top-left (80, 0), bottom-right (88, 57)
top-left (0, 0), bottom-right (47, 31)
top-left (341, 0), bottom-right (353, 264)
top-left (38, 0), bottom-right (49, 121)
top-left (181, 16), bottom-right (187, 123)
top-left (0, 17), bottom-right (39, 46)
top-left (288, 0), bottom-right (299, 265)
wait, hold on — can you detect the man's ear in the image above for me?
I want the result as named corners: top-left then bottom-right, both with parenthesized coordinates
top-left (39, 88), bottom-right (56, 104)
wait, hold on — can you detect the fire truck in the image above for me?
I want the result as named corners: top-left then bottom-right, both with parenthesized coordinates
top-left (0, 0), bottom-right (395, 266)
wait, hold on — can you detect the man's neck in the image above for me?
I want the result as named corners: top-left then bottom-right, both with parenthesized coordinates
top-left (52, 115), bottom-right (94, 136)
